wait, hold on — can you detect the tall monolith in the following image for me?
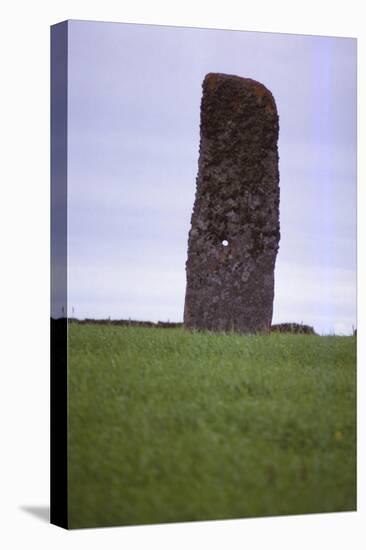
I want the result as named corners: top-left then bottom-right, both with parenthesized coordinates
top-left (184, 73), bottom-right (280, 333)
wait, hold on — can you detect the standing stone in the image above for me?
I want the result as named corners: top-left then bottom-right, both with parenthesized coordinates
top-left (184, 73), bottom-right (280, 333)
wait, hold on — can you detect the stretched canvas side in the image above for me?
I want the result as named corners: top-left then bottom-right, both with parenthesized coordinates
top-left (50, 20), bottom-right (68, 529)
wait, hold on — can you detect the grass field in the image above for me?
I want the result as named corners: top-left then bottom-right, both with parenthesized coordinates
top-left (68, 323), bottom-right (356, 528)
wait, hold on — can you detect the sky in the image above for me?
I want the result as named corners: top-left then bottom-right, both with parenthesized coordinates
top-left (64, 20), bottom-right (356, 335)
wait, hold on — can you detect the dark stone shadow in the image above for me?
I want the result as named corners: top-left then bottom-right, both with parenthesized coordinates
top-left (20, 506), bottom-right (50, 523)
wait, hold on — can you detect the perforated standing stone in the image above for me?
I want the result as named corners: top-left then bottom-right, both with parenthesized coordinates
top-left (184, 73), bottom-right (280, 333)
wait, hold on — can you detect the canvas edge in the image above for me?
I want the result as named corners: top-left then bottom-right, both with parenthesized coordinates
top-left (50, 19), bottom-right (69, 530)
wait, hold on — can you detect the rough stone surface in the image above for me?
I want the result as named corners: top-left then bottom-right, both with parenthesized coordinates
top-left (184, 73), bottom-right (280, 333)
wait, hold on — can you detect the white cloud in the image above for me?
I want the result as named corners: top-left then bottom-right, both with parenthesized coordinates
top-left (273, 262), bottom-right (356, 334)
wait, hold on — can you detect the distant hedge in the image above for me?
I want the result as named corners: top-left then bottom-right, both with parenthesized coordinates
top-left (270, 323), bottom-right (316, 335)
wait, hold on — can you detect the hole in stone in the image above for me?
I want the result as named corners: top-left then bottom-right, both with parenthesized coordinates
top-left (222, 239), bottom-right (229, 247)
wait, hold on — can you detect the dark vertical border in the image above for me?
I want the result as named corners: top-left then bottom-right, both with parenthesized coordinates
top-left (50, 20), bottom-right (68, 529)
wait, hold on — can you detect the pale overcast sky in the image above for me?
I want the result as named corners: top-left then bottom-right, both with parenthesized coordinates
top-left (64, 20), bottom-right (356, 335)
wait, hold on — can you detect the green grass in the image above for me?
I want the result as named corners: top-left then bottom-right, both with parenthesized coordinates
top-left (67, 324), bottom-right (356, 529)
